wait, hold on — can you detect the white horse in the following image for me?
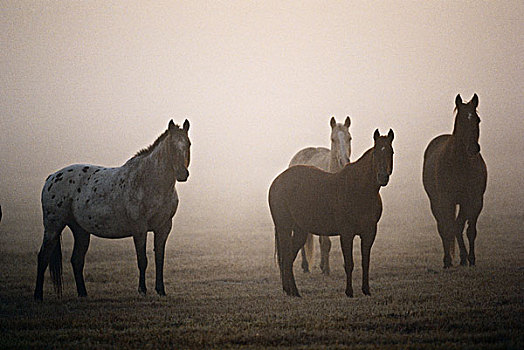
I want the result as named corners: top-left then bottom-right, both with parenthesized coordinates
top-left (289, 116), bottom-right (351, 274)
top-left (34, 120), bottom-right (190, 300)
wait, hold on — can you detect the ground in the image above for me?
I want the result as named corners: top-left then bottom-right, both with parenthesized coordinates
top-left (0, 207), bottom-right (522, 349)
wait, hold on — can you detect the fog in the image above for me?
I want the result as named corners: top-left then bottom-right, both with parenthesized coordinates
top-left (1, 1), bottom-right (523, 232)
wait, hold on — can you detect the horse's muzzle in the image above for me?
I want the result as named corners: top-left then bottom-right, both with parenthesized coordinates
top-left (176, 168), bottom-right (189, 182)
top-left (377, 173), bottom-right (389, 187)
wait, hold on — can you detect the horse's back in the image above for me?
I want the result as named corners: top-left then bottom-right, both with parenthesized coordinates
top-left (289, 147), bottom-right (330, 171)
top-left (42, 164), bottom-right (132, 235)
top-left (269, 165), bottom-right (336, 231)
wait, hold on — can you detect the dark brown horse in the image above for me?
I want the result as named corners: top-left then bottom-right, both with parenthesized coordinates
top-left (269, 129), bottom-right (394, 297)
top-left (423, 94), bottom-right (487, 268)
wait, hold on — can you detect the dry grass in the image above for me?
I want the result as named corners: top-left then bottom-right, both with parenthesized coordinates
top-left (0, 209), bottom-right (522, 349)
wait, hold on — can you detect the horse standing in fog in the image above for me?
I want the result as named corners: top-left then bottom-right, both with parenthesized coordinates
top-left (289, 116), bottom-right (352, 275)
top-left (423, 94), bottom-right (487, 268)
top-left (34, 120), bottom-right (191, 300)
top-left (269, 129), bottom-right (394, 297)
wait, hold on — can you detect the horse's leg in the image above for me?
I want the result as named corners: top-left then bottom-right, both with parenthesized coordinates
top-left (431, 201), bottom-right (455, 268)
top-left (339, 234), bottom-right (354, 297)
top-left (34, 226), bottom-right (64, 301)
top-left (133, 232), bottom-right (148, 295)
top-left (300, 233), bottom-right (314, 273)
top-left (276, 225), bottom-right (292, 295)
top-left (319, 236), bottom-right (332, 275)
top-left (361, 227), bottom-right (377, 296)
top-left (300, 233), bottom-right (312, 273)
top-left (465, 196), bottom-right (483, 266)
top-left (466, 216), bottom-right (479, 266)
top-left (286, 227), bottom-right (308, 297)
top-left (69, 223), bottom-right (91, 297)
top-left (455, 208), bottom-right (468, 266)
top-left (153, 222), bottom-right (172, 296)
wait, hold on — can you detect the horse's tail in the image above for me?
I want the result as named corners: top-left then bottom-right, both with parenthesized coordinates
top-left (303, 233), bottom-right (314, 269)
top-left (49, 235), bottom-right (63, 296)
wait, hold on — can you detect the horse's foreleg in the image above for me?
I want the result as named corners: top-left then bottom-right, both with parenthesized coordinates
top-left (339, 234), bottom-right (354, 297)
top-left (319, 236), bottom-right (332, 275)
top-left (466, 217), bottom-right (478, 266)
top-left (154, 224), bottom-right (171, 296)
top-left (70, 225), bottom-right (90, 297)
top-left (133, 232), bottom-right (148, 295)
top-left (455, 210), bottom-right (468, 266)
top-left (361, 228), bottom-right (377, 296)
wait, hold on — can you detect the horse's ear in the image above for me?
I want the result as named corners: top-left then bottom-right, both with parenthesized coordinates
top-left (455, 94), bottom-right (463, 107)
top-left (330, 117), bottom-right (336, 128)
top-left (373, 129), bottom-right (380, 141)
top-left (387, 129), bottom-right (394, 142)
top-left (168, 119), bottom-right (175, 131)
top-left (344, 116), bottom-right (351, 128)
top-left (183, 119), bottom-right (190, 133)
top-left (471, 94), bottom-right (479, 108)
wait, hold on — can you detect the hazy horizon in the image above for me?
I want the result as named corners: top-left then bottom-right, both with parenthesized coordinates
top-left (1, 1), bottom-right (523, 232)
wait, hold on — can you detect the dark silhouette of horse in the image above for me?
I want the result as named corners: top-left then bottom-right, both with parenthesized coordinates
top-left (269, 129), bottom-right (394, 297)
top-left (34, 120), bottom-right (191, 300)
top-left (423, 94), bottom-right (487, 268)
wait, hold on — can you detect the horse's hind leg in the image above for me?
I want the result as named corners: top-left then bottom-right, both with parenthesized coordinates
top-left (300, 233), bottom-right (312, 273)
top-left (286, 227), bottom-right (308, 297)
top-left (34, 225), bottom-right (64, 301)
top-left (319, 236), bottom-right (332, 275)
top-left (133, 232), bottom-right (148, 295)
top-left (69, 222), bottom-right (91, 297)
top-left (275, 225), bottom-right (293, 295)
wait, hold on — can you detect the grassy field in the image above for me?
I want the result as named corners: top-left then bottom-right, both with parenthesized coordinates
top-left (0, 208), bottom-right (522, 349)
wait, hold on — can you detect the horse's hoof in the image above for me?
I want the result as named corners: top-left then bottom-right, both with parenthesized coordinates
top-left (78, 293), bottom-right (88, 298)
top-left (156, 289), bottom-right (166, 296)
top-left (34, 292), bottom-right (43, 302)
top-left (345, 290), bottom-right (353, 298)
top-left (362, 288), bottom-right (371, 296)
top-left (138, 289), bottom-right (147, 296)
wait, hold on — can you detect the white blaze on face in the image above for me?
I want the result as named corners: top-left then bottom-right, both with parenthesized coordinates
top-left (337, 131), bottom-right (350, 165)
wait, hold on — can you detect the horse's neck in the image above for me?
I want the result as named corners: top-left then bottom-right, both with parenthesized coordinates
top-left (132, 141), bottom-right (176, 191)
top-left (328, 146), bottom-right (340, 172)
top-left (339, 148), bottom-right (379, 193)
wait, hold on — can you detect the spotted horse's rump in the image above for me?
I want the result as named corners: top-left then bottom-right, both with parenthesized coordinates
top-left (34, 119), bottom-right (191, 300)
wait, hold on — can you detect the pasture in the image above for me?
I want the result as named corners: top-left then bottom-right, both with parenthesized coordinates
top-left (0, 204), bottom-right (522, 349)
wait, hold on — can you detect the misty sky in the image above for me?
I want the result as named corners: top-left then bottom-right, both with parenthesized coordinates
top-left (1, 1), bottom-right (523, 229)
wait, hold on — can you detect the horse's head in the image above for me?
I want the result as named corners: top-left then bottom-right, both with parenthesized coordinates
top-left (373, 129), bottom-right (394, 186)
top-left (330, 116), bottom-right (352, 168)
top-left (168, 119), bottom-right (191, 182)
top-left (454, 94), bottom-right (481, 156)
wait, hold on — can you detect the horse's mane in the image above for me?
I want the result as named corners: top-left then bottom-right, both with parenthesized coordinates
top-left (130, 123), bottom-right (182, 160)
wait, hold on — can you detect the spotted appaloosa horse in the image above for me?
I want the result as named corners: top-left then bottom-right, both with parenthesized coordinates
top-left (270, 129), bottom-right (394, 297)
top-left (34, 120), bottom-right (191, 300)
top-left (289, 116), bottom-right (352, 275)
top-left (423, 94), bottom-right (487, 268)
